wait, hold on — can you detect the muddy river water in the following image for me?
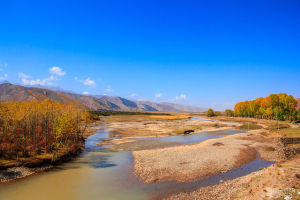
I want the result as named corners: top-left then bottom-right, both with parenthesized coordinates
top-left (0, 118), bottom-right (274, 200)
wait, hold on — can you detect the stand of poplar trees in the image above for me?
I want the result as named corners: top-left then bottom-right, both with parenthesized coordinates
top-left (0, 99), bottom-right (92, 159)
top-left (234, 93), bottom-right (299, 122)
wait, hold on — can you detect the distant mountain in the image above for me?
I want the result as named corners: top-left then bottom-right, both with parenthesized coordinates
top-left (159, 102), bottom-right (205, 112)
top-left (0, 83), bottom-right (205, 112)
top-left (100, 96), bottom-right (139, 110)
top-left (0, 80), bottom-right (10, 84)
top-left (136, 101), bottom-right (205, 112)
top-left (60, 92), bottom-right (120, 110)
top-left (0, 83), bottom-right (79, 105)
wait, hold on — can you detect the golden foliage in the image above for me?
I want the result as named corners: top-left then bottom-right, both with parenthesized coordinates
top-left (234, 93), bottom-right (298, 121)
top-left (0, 99), bottom-right (92, 159)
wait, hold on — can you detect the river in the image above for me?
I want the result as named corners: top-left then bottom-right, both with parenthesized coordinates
top-left (0, 118), bottom-right (275, 200)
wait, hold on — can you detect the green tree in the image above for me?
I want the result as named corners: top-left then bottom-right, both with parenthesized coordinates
top-left (206, 108), bottom-right (215, 117)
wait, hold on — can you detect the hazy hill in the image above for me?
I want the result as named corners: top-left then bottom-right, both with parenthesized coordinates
top-left (0, 83), bottom-right (205, 112)
top-left (136, 101), bottom-right (205, 112)
top-left (99, 96), bottom-right (138, 110)
top-left (0, 83), bottom-right (78, 105)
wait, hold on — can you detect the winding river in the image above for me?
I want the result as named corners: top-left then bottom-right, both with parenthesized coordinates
top-left (0, 118), bottom-right (275, 200)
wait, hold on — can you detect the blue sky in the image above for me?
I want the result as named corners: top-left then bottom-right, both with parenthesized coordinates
top-left (0, 0), bottom-right (299, 110)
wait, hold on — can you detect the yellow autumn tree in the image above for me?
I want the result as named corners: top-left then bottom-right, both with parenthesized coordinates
top-left (0, 99), bottom-right (92, 159)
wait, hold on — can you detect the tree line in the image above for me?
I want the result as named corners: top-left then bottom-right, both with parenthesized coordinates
top-left (206, 93), bottom-right (299, 122)
top-left (234, 93), bottom-right (298, 121)
top-left (0, 99), bottom-right (92, 159)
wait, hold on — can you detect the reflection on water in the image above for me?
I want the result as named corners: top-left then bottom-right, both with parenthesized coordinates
top-left (138, 134), bottom-right (223, 144)
top-left (88, 154), bottom-right (117, 168)
top-left (137, 128), bottom-right (245, 145)
top-left (0, 119), bottom-right (275, 200)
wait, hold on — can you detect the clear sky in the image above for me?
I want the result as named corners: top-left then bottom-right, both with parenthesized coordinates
top-left (0, 0), bottom-right (299, 110)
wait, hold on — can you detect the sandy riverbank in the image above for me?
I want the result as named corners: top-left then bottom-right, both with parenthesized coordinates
top-left (97, 126), bottom-right (238, 147)
top-left (132, 131), bottom-right (278, 183)
top-left (0, 146), bottom-right (84, 183)
top-left (107, 117), bottom-right (241, 139)
top-left (165, 157), bottom-right (300, 200)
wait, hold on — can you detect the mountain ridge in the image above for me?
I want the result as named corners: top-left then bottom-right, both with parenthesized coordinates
top-left (0, 83), bottom-right (205, 112)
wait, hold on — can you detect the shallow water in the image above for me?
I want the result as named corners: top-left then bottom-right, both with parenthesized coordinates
top-left (0, 118), bottom-right (275, 200)
top-left (136, 130), bottom-right (243, 145)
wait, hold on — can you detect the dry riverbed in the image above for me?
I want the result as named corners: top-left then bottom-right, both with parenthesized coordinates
top-left (106, 115), bottom-right (299, 199)
top-left (132, 131), bottom-right (277, 183)
top-left (105, 116), bottom-right (240, 144)
top-left (165, 157), bottom-right (300, 200)
top-left (103, 115), bottom-right (280, 186)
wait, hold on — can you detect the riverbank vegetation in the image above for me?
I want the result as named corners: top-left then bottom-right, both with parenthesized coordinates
top-left (102, 114), bottom-right (190, 122)
top-left (234, 93), bottom-right (299, 121)
top-left (0, 99), bottom-right (92, 161)
top-left (205, 94), bottom-right (299, 123)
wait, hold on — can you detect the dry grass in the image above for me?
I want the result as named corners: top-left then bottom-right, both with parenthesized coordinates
top-left (172, 124), bottom-right (228, 134)
top-left (267, 123), bottom-right (290, 131)
top-left (236, 123), bottom-right (263, 130)
top-left (108, 119), bottom-right (234, 138)
top-left (103, 114), bottom-right (190, 122)
top-left (210, 116), bottom-right (299, 139)
top-left (0, 153), bottom-right (54, 168)
top-left (0, 159), bottom-right (19, 168)
top-left (149, 115), bottom-right (190, 120)
top-left (278, 127), bottom-right (300, 138)
top-left (107, 127), bottom-right (153, 137)
top-left (210, 116), bottom-right (290, 129)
